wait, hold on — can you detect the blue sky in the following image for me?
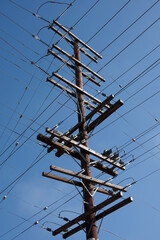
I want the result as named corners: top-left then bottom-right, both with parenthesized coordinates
top-left (0, 0), bottom-right (160, 239)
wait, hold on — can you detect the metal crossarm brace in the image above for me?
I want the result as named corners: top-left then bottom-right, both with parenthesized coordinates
top-left (37, 133), bottom-right (123, 171)
top-left (63, 197), bottom-right (133, 239)
top-left (48, 49), bottom-right (100, 86)
top-left (50, 44), bottom-right (105, 82)
top-left (50, 165), bottom-right (127, 191)
top-left (42, 172), bottom-right (114, 195)
top-left (49, 25), bottom-right (98, 63)
top-left (53, 20), bottom-right (102, 59)
top-left (46, 128), bottom-right (125, 170)
top-left (52, 192), bottom-right (123, 236)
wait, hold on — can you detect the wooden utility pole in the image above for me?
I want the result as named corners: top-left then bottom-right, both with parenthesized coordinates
top-left (37, 19), bottom-right (133, 239)
top-left (74, 40), bottom-right (98, 240)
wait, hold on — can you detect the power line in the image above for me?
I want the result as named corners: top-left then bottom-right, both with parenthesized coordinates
top-left (100, 42), bottom-right (160, 91)
top-left (91, 84), bottom-right (160, 138)
top-left (124, 73), bottom-right (160, 103)
top-left (123, 130), bottom-right (160, 162)
top-left (86, 0), bottom-right (131, 44)
top-left (97, 16), bottom-right (160, 73)
top-left (118, 121), bottom-right (160, 151)
top-left (72, 0), bottom-right (101, 28)
top-left (0, 10), bottom-right (33, 35)
top-left (115, 58), bottom-right (160, 97)
top-left (0, 150), bottom-right (47, 195)
top-left (101, 227), bottom-right (128, 240)
top-left (0, 178), bottom-right (81, 238)
top-left (0, 90), bottom-right (74, 170)
top-left (9, 191), bottom-right (79, 240)
top-left (0, 4), bottom-right (159, 167)
top-left (85, 57), bottom-right (160, 143)
top-left (126, 148), bottom-right (160, 173)
top-left (99, 0), bottom-right (160, 54)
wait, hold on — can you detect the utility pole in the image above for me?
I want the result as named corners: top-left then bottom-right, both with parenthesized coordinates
top-left (37, 19), bottom-right (133, 239)
top-left (74, 40), bottom-right (98, 239)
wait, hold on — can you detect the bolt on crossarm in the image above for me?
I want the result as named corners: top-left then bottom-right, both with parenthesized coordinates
top-left (74, 40), bottom-right (98, 240)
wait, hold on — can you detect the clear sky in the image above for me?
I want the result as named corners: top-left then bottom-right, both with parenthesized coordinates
top-left (0, 0), bottom-right (160, 240)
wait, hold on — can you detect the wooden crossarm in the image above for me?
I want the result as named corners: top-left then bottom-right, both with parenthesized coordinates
top-left (37, 134), bottom-right (118, 176)
top-left (46, 129), bottom-right (125, 170)
top-left (50, 165), bottom-right (127, 191)
top-left (63, 197), bottom-right (133, 239)
top-left (42, 172), bottom-right (114, 196)
top-left (52, 192), bottom-right (123, 236)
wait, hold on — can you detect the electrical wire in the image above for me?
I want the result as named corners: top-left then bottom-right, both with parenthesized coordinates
top-left (1, 4), bottom-right (159, 169)
top-left (72, 0), bottom-right (101, 27)
top-left (99, 0), bottom-right (160, 54)
top-left (0, 150), bottom-right (47, 195)
top-left (36, 1), bottom-right (70, 15)
top-left (88, 61), bottom-right (160, 140)
top-left (1, 2), bottom-right (160, 240)
top-left (115, 58), bottom-right (160, 97)
top-left (10, 191), bottom-right (80, 240)
top-left (0, 89), bottom-right (65, 160)
top-left (97, 16), bottom-right (160, 73)
top-left (86, 0), bottom-right (131, 44)
top-left (100, 42), bottom-right (160, 91)
top-left (118, 121), bottom-right (160, 151)
top-left (101, 227), bottom-right (128, 240)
